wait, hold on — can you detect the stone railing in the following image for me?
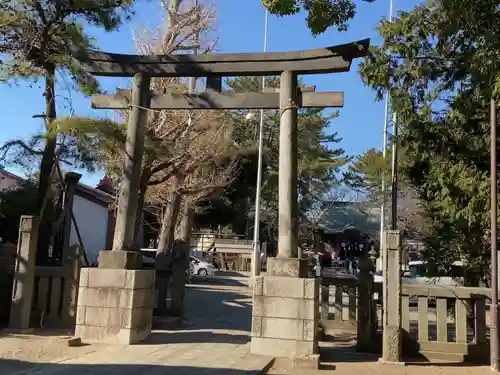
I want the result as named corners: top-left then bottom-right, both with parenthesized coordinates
top-left (1, 217), bottom-right (82, 330)
top-left (400, 283), bottom-right (490, 362)
top-left (319, 258), bottom-right (378, 352)
top-left (320, 275), bottom-right (358, 331)
top-left (319, 270), bottom-right (492, 362)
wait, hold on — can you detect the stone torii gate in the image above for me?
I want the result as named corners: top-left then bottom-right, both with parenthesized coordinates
top-left (72, 40), bottom-right (370, 359)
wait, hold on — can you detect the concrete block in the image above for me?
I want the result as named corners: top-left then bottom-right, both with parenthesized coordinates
top-left (80, 287), bottom-right (123, 308)
top-left (254, 276), bottom-right (264, 296)
top-left (74, 324), bottom-right (150, 345)
top-left (253, 296), bottom-right (317, 320)
top-left (120, 288), bottom-right (154, 309)
top-left (251, 316), bottom-right (262, 337)
top-left (76, 306), bottom-right (86, 325)
top-left (77, 287), bottom-right (88, 307)
top-left (263, 276), bottom-right (318, 300)
top-left (75, 324), bottom-right (120, 343)
top-left (79, 268), bottom-right (90, 287)
top-left (303, 319), bottom-right (317, 341)
top-left (251, 337), bottom-right (317, 358)
top-left (84, 306), bottom-right (124, 327)
top-left (125, 270), bottom-right (155, 290)
top-left (116, 326), bottom-right (151, 344)
top-left (273, 355), bottom-right (320, 371)
top-left (87, 268), bottom-right (127, 288)
top-left (262, 317), bottom-right (303, 340)
top-left (267, 257), bottom-right (308, 278)
top-left (98, 250), bottom-right (143, 270)
top-left (75, 268), bottom-right (154, 344)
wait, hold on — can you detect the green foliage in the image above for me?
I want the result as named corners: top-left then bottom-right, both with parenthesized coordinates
top-left (0, 117), bottom-right (124, 173)
top-left (223, 76), bottom-right (349, 240)
top-left (0, 0), bottom-right (133, 91)
top-left (345, 148), bottom-right (391, 202)
top-left (0, 180), bottom-right (38, 243)
top-left (359, 0), bottom-right (500, 284)
top-left (262, 0), bottom-right (376, 35)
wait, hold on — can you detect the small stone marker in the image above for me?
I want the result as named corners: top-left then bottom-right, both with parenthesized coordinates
top-left (67, 336), bottom-right (82, 347)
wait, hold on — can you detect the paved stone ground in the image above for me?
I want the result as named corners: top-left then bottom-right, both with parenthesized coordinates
top-left (267, 337), bottom-right (491, 375)
top-left (0, 275), bottom-right (273, 375)
top-left (0, 274), bottom-right (493, 375)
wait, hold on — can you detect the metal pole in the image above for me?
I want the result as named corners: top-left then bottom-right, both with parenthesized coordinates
top-left (490, 98), bottom-right (498, 371)
top-left (390, 112), bottom-right (398, 230)
top-left (378, 0), bottom-right (394, 271)
top-left (251, 9), bottom-right (269, 279)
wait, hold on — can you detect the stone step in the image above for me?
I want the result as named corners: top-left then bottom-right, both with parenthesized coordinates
top-left (232, 354), bottom-right (275, 374)
top-left (410, 350), bottom-right (465, 363)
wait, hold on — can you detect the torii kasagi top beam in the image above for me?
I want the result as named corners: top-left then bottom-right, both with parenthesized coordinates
top-left (72, 39), bottom-right (370, 77)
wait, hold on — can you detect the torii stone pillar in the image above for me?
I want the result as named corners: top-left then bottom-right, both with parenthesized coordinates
top-left (277, 70), bottom-right (299, 259)
top-left (75, 73), bottom-right (156, 345)
top-left (251, 70), bottom-right (319, 368)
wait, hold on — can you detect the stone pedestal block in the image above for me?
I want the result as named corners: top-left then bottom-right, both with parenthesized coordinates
top-left (98, 250), bottom-right (143, 269)
top-left (75, 267), bottom-right (155, 344)
top-left (267, 257), bottom-right (308, 278)
top-left (251, 275), bottom-right (319, 363)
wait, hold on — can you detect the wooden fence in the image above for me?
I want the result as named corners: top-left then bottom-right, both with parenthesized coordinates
top-left (320, 269), bottom-right (491, 363)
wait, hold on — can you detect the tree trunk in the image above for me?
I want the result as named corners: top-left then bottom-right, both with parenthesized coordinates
top-left (36, 65), bottom-right (57, 265)
top-left (178, 199), bottom-right (194, 242)
top-left (157, 174), bottom-right (182, 257)
top-left (155, 174), bottom-right (182, 314)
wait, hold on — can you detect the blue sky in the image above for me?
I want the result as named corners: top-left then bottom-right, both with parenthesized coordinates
top-left (0, 0), bottom-right (422, 186)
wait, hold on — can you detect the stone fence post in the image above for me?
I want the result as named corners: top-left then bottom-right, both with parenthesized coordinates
top-left (357, 255), bottom-right (376, 352)
top-left (9, 216), bottom-right (39, 329)
top-left (62, 244), bottom-right (81, 327)
top-left (381, 230), bottom-right (402, 363)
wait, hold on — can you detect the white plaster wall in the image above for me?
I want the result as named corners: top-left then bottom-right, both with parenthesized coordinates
top-left (70, 195), bottom-right (108, 265)
top-left (0, 173), bottom-right (20, 191)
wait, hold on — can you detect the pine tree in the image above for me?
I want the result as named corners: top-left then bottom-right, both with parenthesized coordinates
top-left (0, 0), bottom-right (134, 263)
top-left (225, 76), bottom-right (349, 242)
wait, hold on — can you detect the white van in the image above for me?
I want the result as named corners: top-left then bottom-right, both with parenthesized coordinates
top-left (407, 260), bottom-right (464, 287)
top-left (374, 260), bottom-right (464, 286)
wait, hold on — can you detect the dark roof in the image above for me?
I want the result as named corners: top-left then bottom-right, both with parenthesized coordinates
top-left (317, 201), bottom-right (380, 236)
top-left (0, 169), bottom-right (113, 206)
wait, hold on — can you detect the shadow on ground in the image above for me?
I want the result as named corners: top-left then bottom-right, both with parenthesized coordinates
top-left (0, 358), bottom-right (270, 375)
top-left (145, 330), bottom-right (250, 345)
top-left (190, 276), bottom-right (248, 288)
top-left (147, 278), bottom-right (253, 345)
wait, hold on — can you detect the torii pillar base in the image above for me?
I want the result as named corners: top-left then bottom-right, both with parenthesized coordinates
top-left (75, 250), bottom-right (155, 344)
top-left (251, 258), bottom-right (319, 370)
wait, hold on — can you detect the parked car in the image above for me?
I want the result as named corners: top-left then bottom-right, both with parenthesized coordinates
top-left (189, 256), bottom-right (217, 277)
top-left (139, 248), bottom-right (191, 283)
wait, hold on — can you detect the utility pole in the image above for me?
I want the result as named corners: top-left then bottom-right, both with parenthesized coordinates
top-left (378, 0), bottom-right (395, 271)
top-left (391, 113), bottom-right (398, 230)
top-left (490, 98), bottom-right (498, 371)
top-left (251, 8), bottom-right (269, 280)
